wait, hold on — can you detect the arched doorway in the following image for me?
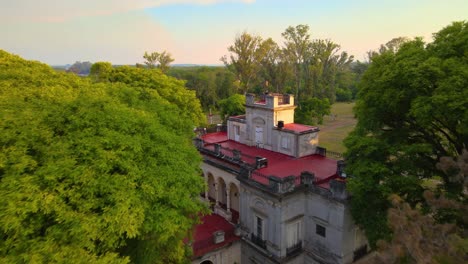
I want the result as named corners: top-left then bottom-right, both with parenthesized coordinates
top-left (200, 260), bottom-right (214, 264)
top-left (229, 183), bottom-right (240, 223)
top-left (218, 177), bottom-right (227, 206)
top-left (207, 174), bottom-right (215, 202)
top-left (229, 183), bottom-right (239, 212)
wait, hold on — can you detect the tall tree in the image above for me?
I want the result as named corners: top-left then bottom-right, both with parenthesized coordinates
top-left (0, 50), bottom-right (206, 263)
top-left (221, 32), bottom-right (266, 94)
top-left (282, 24), bottom-right (312, 102)
top-left (367, 37), bottom-right (410, 61)
top-left (306, 39), bottom-right (353, 102)
top-left (157, 51), bottom-right (175, 73)
top-left (259, 38), bottom-right (293, 93)
top-left (143, 51), bottom-right (174, 73)
top-left (143, 51), bottom-right (159, 69)
top-left (344, 21), bottom-right (468, 247)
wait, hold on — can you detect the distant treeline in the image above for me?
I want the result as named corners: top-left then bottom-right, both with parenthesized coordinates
top-left (167, 62), bottom-right (366, 112)
top-left (167, 66), bottom-right (237, 111)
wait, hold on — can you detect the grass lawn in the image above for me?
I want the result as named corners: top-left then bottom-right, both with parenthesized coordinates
top-left (317, 102), bottom-right (356, 154)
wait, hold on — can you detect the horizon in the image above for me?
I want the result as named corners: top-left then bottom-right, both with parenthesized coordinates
top-left (2, 0), bottom-right (467, 65)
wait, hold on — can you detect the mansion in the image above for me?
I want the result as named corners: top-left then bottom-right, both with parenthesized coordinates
top-left (191, 93), bottom-right (368, 264)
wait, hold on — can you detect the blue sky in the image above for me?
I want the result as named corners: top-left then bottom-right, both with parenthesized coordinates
top-left (1, 0), bottom-right (466, 65)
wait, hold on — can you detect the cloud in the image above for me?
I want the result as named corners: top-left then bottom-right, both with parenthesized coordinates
top-left (1, 0), bottom-right (255, 23)
top-left (0, 10), bottom-right (176, 65)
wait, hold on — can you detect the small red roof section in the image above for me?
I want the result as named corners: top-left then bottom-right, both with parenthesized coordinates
top-left (192, 214), bottom-right (240, 258)
top-left (231, 115), bottom-right (246, 119)
top-left (201, 132), bottom-right (338, 189)
top-left (202, 132), bottom-right (228, 144)
top-left (282, 123), bottom-right (318, 133)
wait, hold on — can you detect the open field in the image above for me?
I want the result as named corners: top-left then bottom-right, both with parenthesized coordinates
top-left (317, 102), bottom-right (356, 154)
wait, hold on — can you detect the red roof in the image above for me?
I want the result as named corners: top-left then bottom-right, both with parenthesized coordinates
top-left (202, 132), bottom-right (228, 144)
top-left (230, 115), bottom-right (246, 119)
top-left (282, 123), bottom-right (318, 133)
top-left (201, 133), bottom-right (338, 189)
top-left (192, 214), bottom-right (240, 258)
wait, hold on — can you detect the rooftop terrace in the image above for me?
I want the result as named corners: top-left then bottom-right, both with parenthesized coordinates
top-left (199, 132), bottom-right (340, 190)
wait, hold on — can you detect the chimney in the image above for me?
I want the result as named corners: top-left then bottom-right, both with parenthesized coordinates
top-left (213, 230), bottom-right (225, 244)
top-left (277, 120), bottom-right (284, 129)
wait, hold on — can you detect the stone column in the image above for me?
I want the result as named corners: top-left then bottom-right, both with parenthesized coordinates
top-left (226, 185), bottom-right (231, 211)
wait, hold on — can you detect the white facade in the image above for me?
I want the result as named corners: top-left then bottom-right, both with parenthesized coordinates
top-left (196, 93), bottom-right (368, 264)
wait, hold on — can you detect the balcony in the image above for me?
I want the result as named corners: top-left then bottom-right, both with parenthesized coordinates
top-left (250, 233), bottom-right (266, 249)
top-left (286, 241), bottom-right (302, 257)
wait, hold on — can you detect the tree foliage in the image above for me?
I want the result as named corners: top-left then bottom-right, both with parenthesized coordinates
top-left (168, 66), bottom-right (237, 111)
top-left (345, 21), bottom-right (468, 247)
top-left (67, 61), bottom-right (92, 75)
top-left (282, 24), bottom-right (312, 102)
top-left (143, 51), bottom-right (175, 73)
top-left (221, 24), bottom-right (361, 123)
top-left (294, 97), bottom-right (331, 125)
top-left (90, 62), bottom-right (113, 82)
top-left (364, 151), bottom-right (468, 264)
top-left (218, 94), bottom-right (246, 122)
top-left (0, 50), bottom-right (206, 263)
top-left (221, 32), bottom-right (267, 93)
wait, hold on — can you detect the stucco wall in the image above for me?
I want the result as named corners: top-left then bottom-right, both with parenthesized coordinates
top-left (193, 240), bottom-right (241, 264)
top-left (239, 182), bottom-right (362, 264)
top-left (273, 108), bottom-right (295, 125)
top-left (298, 132), bottom-right (319, 157)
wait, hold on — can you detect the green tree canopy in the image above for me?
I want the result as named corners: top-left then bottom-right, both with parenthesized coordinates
top-left (221, 32), bottom-right (267, 93)
top-left (94, 65), bottom-right (205, 126)
top-left (294, 97), bottom-right (331, 125)
top-left (221, 24), bottom-right (358, 104)
top-left (90, 61), bottom-right (113, 82)
top-left (218, 94), bottom-right (246, 122)
top-left (0, 50), bottom-right (206, 263)
top-left (344, 21), bottom-right (468, 247)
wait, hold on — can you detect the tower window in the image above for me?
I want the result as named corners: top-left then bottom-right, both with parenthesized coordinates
top-left (316, 224), bottom-right (326, 237)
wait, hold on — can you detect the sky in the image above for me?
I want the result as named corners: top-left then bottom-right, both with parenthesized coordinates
top-left (1, 0), bottom-right (467, 65)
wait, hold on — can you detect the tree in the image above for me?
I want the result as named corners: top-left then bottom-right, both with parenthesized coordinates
top-left (282, 24), bottom-right (311, 102)
top-left (167, 66), bottom-right (237, 111)
top-left (90, 61), bottom-right (113, 82)
top-left (221, 32), bottom-right (266, 93)
top-left (221, 25), bottom-right (359, 105)
top-left (306, 39), bottom-right (353, 103)
top-left (218, 94), bottom-right (246, 122)
top-left (367, 37), bottom-right (411, 61)
top-left (102, 65), bottom-right (205, 126)
top-left (67, 61), bottom-right (93, 75)
top-left (157, 51), bottom-right (175, 73)
top-left (0, 50), bottom-right (207, 263)
top-left (143, 51), bottom-right (159, 69)
top-left (258, 38), bottom-right (293, 93)
top-left (344, 21), bottom-right (468, 247)
top-left (294, 97), bottom-right (331, 125)
top-left (143, 51), bottom-right (174, 73)
top-left (363, 151), bottom-right (468, 264)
